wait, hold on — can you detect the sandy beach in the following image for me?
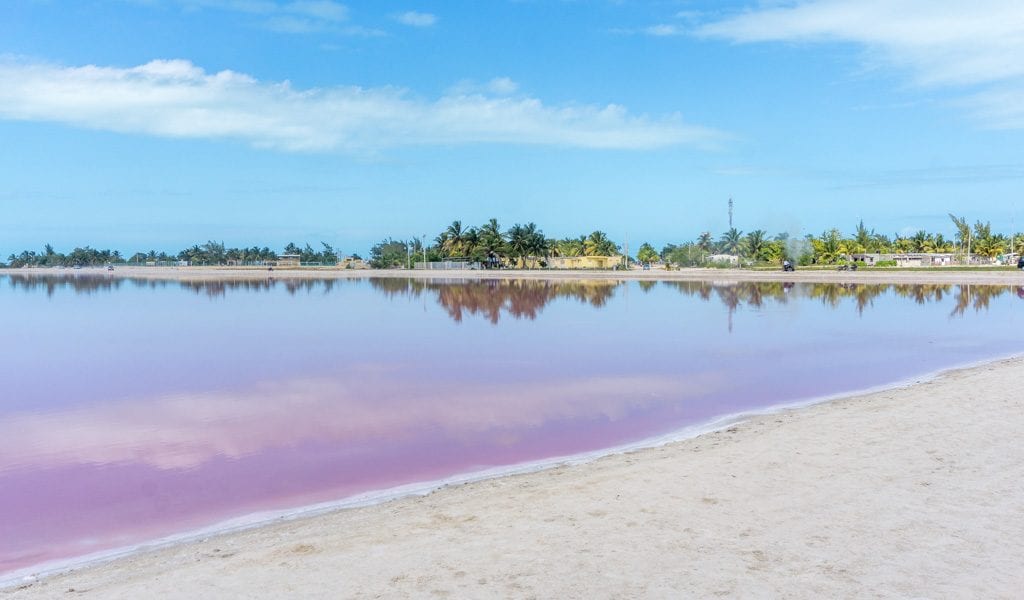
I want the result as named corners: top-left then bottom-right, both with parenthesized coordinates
top-left (3, 265), bottom-right (1023, 286)
top-left (4, 352), bottom-right (1022, 598)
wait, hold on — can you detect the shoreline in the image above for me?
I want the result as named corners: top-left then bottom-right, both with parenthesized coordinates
top-left (3, 265), bottom-right (1024, 286)
top-left (6, 353), bottom-right (1024, 597)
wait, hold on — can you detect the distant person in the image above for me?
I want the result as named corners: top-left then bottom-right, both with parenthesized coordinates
top-left (1018, 256), bottom-right (1024, 270)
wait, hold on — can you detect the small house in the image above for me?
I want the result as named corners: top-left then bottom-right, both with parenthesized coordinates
top-left (276, 254), bottom-right (301, 268)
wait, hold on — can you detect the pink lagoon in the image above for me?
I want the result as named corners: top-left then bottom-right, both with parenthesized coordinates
top-left (1, 274), bottom-right (1022, 579)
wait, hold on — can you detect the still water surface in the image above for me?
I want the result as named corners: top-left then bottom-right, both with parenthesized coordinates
top-left (1, 274), bottom-right (1022, 575)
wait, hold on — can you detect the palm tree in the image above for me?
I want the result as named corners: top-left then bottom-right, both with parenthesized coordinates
top-left (636, 242), bottom-right (659, 264)
top-left (435, 231), bottom-right (451, 257)
top-left (719, 228), bottom-right (743, 255)
top-left (910, 230), bottom-right (933, 253)
top-left (584, 231), bottom-right (616, 256)
top-left (523, 223), bottom-right (547, 261)
top-left (743, 229), bottom-right (767, 260)
top-left (555, 237), bottom-right (584, 257)
top-left (506, 224), bottom-right (530, 267)
top-left (949, 213), bottom-right (971, 253)
top-left (462, 227), bottom-right (480, 258)
top-left (816, 229), bottom-right (845, 263)
top-left (477, 218), bottom-right (506, 262)
top-left (441, 220), bottom-right (467, 257)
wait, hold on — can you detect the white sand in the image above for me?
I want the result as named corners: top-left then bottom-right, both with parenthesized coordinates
top-left (6, 356), bottom-right (1023, 599)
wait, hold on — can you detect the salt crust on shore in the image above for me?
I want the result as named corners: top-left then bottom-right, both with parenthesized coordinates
top-left (5, 355), bottom-right (1023, 599)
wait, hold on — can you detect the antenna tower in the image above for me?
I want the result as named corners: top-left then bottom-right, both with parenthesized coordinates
top-left (728, 197), bottom-right (734, 229)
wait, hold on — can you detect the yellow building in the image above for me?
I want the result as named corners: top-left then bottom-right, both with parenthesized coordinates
top-left (546, 255), bottom-right (623, 270)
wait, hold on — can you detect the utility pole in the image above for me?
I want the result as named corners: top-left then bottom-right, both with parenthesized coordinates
top-left (728, 197), bottom-right (734, 229)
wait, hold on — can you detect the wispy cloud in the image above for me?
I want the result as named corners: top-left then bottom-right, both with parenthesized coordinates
top-left (643, 24), bottom-right (683, 37)
top-left (448, 77), bottom-right (520, 96)
top-left (0, 59), bottom-right (722, 153)
top-left (136, 0), bottom-right (381, 35)
top-left (696, 0), bottom-right (1024, 128)
top-left (960, 87), bottom-right (1024, 130)
top-left (393, 10), bottom-right (437, 27)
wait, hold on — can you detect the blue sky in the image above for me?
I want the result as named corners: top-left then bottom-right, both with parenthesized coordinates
top-left (1, 0), bottom-right (1022, 256)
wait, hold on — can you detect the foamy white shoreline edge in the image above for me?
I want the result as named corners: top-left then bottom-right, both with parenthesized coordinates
top-left (4, 350), bottom-right (1022, 591)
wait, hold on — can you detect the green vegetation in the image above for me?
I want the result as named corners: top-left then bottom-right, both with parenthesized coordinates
top-left (369, 220), bottom-right (621, 269)
top-left (650, 215), bottom-right (1021, 269)
top-left (4, 213), bottom-right (1021, 270)
top-left (5, 240), bottom-right (341, 268)
top-left (636, 243), bottom-right (659, 265)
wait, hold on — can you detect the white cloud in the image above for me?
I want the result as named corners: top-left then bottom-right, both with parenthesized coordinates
top-left (487, 77), bottom-right (518, 95)
top-left (285, 0), bottom-right (348, 22)
top-left (394, 10), bottom-right (437, 27)
top-left (0, 59), bottom-right (721, 152)
top-left (0, 368), bottom-right (718, 471)
top-left (698, 0), bottom-right (1024, 128)
top-left (450, 77), bottom-right (520, 96)
top-left (644, 24), bottom-right (683, 37)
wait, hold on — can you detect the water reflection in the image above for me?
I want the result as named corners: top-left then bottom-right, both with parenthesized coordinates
top-left (2, 273), bottom-right (340, 298)
top-left (6, 273), bottom-right (1018, 324)
top-left (660, 280), bottom-right (1018, 319)
top-left (0, 273), bottom-right (1021, 575)
top-left (368, 278), bottom-right (618, 323)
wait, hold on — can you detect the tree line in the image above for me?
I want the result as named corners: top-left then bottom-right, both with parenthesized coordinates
top-left (369, 219), bottom-right (620, 268)
top-left (4, 214), bottom-right (1020, 270)
top-left (652, 214), bottom-right (1021, 267)
top-left (3, 241), bottom-right (349, 268)
top-left (372, 214), bottom-right (1021, 269)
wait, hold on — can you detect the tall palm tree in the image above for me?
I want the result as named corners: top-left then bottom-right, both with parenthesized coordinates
top-left (948, 214), bottom-right (971, 248)
top-left (719, 228), bottom-right (743, 255)
top-left (462, 227), bottom-right (480, 258)
top-left (506, 224), bottom-right (529, 267)
top-left (584, 231), bottom-right (616, 256)
top-left (743, 229), bottom-right (767, 260)
top-left (523, 223), bottom-right (547, 260)
top-left (441, 220), bottom-right (467, 257)
top-left (478, 218), bottom-right (504, 251)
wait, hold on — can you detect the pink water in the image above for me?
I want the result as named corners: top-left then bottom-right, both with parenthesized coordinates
top-left (1, 274), bottom-right (1022, 577)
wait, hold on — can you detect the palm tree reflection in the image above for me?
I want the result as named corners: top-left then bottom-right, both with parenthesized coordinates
top-left (4, 274), bottom-right (1018, 325)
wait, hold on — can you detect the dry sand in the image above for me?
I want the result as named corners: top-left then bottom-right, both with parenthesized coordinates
top-left (5, 356), bottom-right (1023, 599)
top-left (3, 265), bottom-right (1023, 286)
